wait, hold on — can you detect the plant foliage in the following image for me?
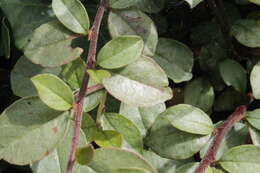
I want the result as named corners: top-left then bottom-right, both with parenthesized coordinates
top-left (1, 0), bottom-right (260, 173)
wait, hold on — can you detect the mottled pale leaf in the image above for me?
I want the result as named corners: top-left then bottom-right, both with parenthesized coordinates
top-left (120, 103), bottom-right (166, 136)
top-left (103, 56), bottom-right (172, 107)
top-left (109, 0), bottom-right (139, 9)
top-left (163, 104), bottom-right (214, 135)
top-left (219, 59), bottom-right (247, 93)
top-left (200, 123), bottom-right (248, 160)
top-left (97, 36), bottom-right (144, 69)
top-left (103, 75), bottom-right (172, 107)
top-left (31, 74), bottom-right (74, 111)
top-left (220, 145), bottom-right (260, 173)
top-left (108, 9), bottom-right (158, 56)
top-left (24, 21), bottom-right (83, 67)
top-left (0, 0), bottom-right (54, 49)
top-left (89, 148), bottom-right (157, 173)
top-left (52, 0), bottom-right (89, 34)
top-left (31, 120), bottom-right (93, 173)
top-left (249, 127), bottom-right (260, 146)
top-left (146, 114), bottom-right (210, 159)
top-left (1, 17), bottom-right (10, 59)
top-left (101, 113), bottom-right (143, 153)
top-left (184, 77), bottom-right (214, 113)
top-left (143, 150), bottom-right (193, 173)
top-left (76, 145), bottom-right (95, 165)
top-left (175, 163), bottom-right (212, 173)
top-left (247, 109), bottom-right (260, 130)
top-left (154, 38), bottom-right (194, 83)
top-left (231, 19), bottom-right (260, 48)
top-left (0, 97), bottom-right (69, 165)
top-left (250, 61), bottom-right (260, 99)
top-left (11, 57), bottom-right (61, 97)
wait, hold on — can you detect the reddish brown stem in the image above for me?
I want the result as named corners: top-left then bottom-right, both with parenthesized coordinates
top-left (84, 84), bottom-right (104, 96)
top-left (66, 1), bottom-right (107, 173)
top-left (194, 105), bottom-right (247, 173)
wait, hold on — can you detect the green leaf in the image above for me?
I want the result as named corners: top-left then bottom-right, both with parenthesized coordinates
top-left (200, 123), bottom-right (248, 160)
top-left (108, 0), bottom-right (139, 9)
top-left (24, 21), bottom-right (83, 67)
top-left (184, 0), bottom-right (204, 8)
top-left (219, 59), bottom-right (247, 93)
top-left (212, 168), bottom-right (225, 173)
top-left (0, 96), bottom-right (69, 165)
top-left (88, 69), bottom-right (111, 84)
top-left (61, 59), bottom-right (105, 112)
top-left (112, 168), bottom-right (151, 173)
top-left (52, 0), bottom-right (90, 35)
top-left (61, 58), bottom-right (86, 89)
top-left (249, 127), bottom-right (260, 146)
top-left (95, 130), bottom-right (123, 148)
top-left (198, 41), bottom-right (226, 91)
top-left (154, 38), bottom-right (194, 83)
top-left (31, 120), bottom-right (93, 173)
top-left (89, 148), bottom-right (157, 173)
top-left (250, 61), bottom-right (260, 99)
top-left (108, 9), bottom-right (158, 56)
top-left (175, 163), bottom-right (212, 173)
top-left (76, 144), bottom-right (95, 165)
top-left (143, 150), bottom-right (193, 173)
top-left (184, 77), bottom-right (214, 113)
top-left (191, 22), bottom-right (222, 45)
top-left (135, 0), bottom-right (165, 13)
top-left (97, 36), bottom-right (144, 69)
top-left (0, 0), bottom-right (55, 49)
top-left (231, 19), bottom-right (260, 48)
top-left (101, 113), bottom-right (143, 153)
top-left (103, 74), bottom-right (172, 107)
top-left (81, 114), bottom-right (99, 142)
top-left (103, 56), bottom-right (172, 107)
top-left (163, 104), bottom-right (214, 135)
top-left (246, 109), bottom-right (260, 130)
top-left (11, 57), bottom-right (61, 97)
top-left (220, 145), bottom-right (260, 173)
top-left (31, 74), bottom-right (74, 111)
top-left (1, 17), bottom-right (10, 59)
top-left (120, 103), bottom-right (166, 136)
top-left (214, 88), bottom-right (248, 112)
top-left (146, 114), bottom-right (210, 159)
top-left (83, 90), bottom-right (105, 113)
top-left (249, 0), bottom-right (260, 5)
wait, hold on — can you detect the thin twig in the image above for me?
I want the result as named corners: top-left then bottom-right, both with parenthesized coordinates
top-left (84, 84), bottom-right (104, 96)
top-left (194, 105), bottom-right (247, 173)
top-left (66, 1), bottom-right (107, 173)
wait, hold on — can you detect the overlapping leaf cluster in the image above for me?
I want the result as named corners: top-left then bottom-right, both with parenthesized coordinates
top-left (1, 0), bottom-right (260, 173)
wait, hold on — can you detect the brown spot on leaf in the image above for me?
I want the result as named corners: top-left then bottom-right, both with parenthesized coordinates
top-left (52, 127), bottom-right (58, 135)
top-left (44, 151), bottom-right (50, 156)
